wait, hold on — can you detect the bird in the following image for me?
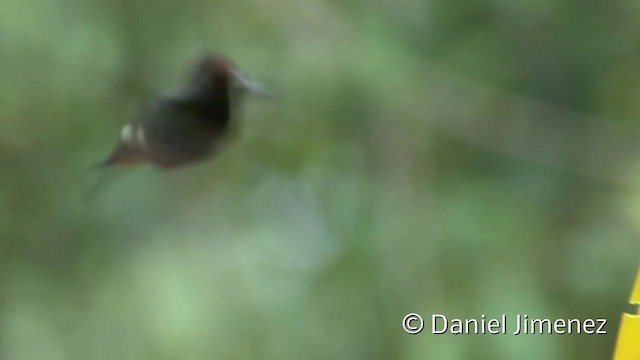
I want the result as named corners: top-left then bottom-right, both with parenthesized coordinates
top-left (95, 52), bottom-right (270, 170)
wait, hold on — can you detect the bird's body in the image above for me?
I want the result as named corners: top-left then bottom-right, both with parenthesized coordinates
top-left (97, 52), bottom-right (268, 169)
top-left (102, 93), bottom-right (232, 169)
top-left (142, 95), bottom-right (231, 168)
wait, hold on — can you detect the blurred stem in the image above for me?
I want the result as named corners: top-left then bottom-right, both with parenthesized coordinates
top-left (424, 63), bottom-right (640, 185)
top-left (113, 0), bottom-right (153, 101)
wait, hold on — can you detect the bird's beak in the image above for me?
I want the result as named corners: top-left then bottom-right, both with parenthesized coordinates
top-left (232, 69), bottom-right (272, 99)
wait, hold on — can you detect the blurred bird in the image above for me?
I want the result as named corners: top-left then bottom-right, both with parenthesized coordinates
top-left (96, 52), bottom-right (270, 170)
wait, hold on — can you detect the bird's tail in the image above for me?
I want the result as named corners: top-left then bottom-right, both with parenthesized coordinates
top-left (83, 145), bottom-right (141, 203)
top-left (83, 138), bottom-right (149, 203)
top-left (82, 166), bottom-right (119, 204)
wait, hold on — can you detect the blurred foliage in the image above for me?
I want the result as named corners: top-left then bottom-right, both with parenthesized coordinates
top-left (1, 0), bottom-right (640, 359)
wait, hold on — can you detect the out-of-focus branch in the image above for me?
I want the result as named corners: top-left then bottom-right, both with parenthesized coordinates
top-left (422, 63), bottom-right (640, 185)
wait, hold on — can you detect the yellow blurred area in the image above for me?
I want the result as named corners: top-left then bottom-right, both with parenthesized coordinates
top-left (614, 268), bottom-right (640, 360)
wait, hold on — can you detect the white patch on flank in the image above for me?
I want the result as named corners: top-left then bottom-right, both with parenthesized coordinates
top-left (120, 124), bottom-right (134, 143)
top-left (136, 126), bottom-right (149, 152)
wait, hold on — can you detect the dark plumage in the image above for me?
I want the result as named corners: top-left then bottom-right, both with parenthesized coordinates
top-left (97, 52), bottom-right (269, 169)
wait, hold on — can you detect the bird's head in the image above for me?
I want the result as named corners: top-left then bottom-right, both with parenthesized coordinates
top-left (187, 52), bottom-right (271, 100)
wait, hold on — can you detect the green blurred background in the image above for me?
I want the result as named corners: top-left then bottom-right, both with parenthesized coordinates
top-left (1, 0), bottom-right (640, 359)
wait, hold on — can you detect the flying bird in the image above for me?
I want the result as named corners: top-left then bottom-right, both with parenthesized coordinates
top-left (96, 52), bottom-right (270, 170)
